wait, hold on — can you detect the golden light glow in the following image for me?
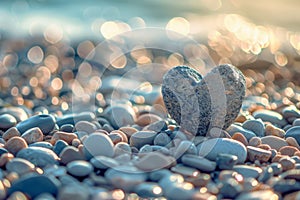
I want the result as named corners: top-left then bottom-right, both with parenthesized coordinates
top-left (44, 24), bottom-right (63, 44)
top-left (51, 77), bottom-right (63, 90)
top-left (27, 46), bottom-right (44, 64)
top-left (61, 102), bottom-right (69, 111)
top-left (166, 17), bottom-right (190, 36)
top-left (101, 21), bottom-right (120, 39)
top-left (152, 186), bottom-right (162, 195)
top-left (274, 51), bottom-right (288, 66)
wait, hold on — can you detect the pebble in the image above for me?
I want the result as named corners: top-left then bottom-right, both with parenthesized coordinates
top-left (162, 64), bottom-right (245, 136)
top-left (181, 154), bottom-right (216, 172)
top-left (0, 107), bottom-right (28, 122)
top-left (233, 165), bottom-right (263, 179)
top-left (29, 141), bottom-right (53, 149)
top-left (130, 131), bottom-right (157, 149)
top-left (242, 118), bottom-right (265, 137)
top-left (114, 142), bottom-right (131, 157)
top-left (253, 109), bottom-right (287, 127)
top-left (66, 160), bottom-right (93, 177)
top-left (153, 132), bottom-right (171, 147)
top-left (135, 152), bottom-right (174, 171)
top-left (279, 157), bottom-right (296, 171)
top-left (219, 178), bottom-right (242, 198)
top-left (265, 124), bottom-right (285, 138)
top-left (110, 130), bottom-right (128, 143)
top-left (143, 120), bottom-right (168, 132)
top-left (232, 132), bottom-right (248, 146)
top-left (50, 131), bottom-right (78, 145)
top-left (59, 146), bottom-right (85, 165)
top-left (59, 124), bottom-right (74, 133)
top-left (57, 184), bottom-right (89, 200)
top-left (4, 137), bottom-right (28, 155)
top-left (258, 166), bottom-right (273, 183)
top-left (74, 121), bottom-right (97, 134)
top-left (270, 162), bottom-right (283, 175)
top-left (104, 165), bottom-right (148, 191)
top-left (293, 119), bottom-right (300, 126)
top-left (21, 127), bottom-right (43, 144)
top-left (279, 146), bottom-right (299, 156)
top-left (286, 137), bottom-right (300, 149)
top-left (16, 147), bottom-right (59, 168)
top-left (104, 105), bottom-right (136, 129)
top-left (2, 127), bottom-right (21, 141)
top-left (285, 126), bottom-right (300, 145)
top-left (8, 174), bottom-right (60, 198)
top-left (134, 182), bottom-right (163, 198)
top-left (53, 140), bottom-right (68, 155)
top-left (247, 146), bottom-right (272, 162)
top-left (171, 164), bottom-right (200, 177)
top-left (136, 113), bottom-right (162, 127)
top-left (16, 114), bottom-right (56, 135)
top-left (6, 158), bottom-right (35, 175)
top-left (108, 132), bottom-right (123, 144)
top-left (83, 133), bottom-right (114, 159)
top-left (90, 156), bottom-right (119, 169)
top-left (227, 124), bottom-right (256, 140)
top-left (216, 153), bottom-right (238, 170)
top-left (173, 140), bottom-right (198, 159)
top-left (0, 153), bottom-right (14, 167)
top-left (282, 105), bottom-right (300, 118)
top-left (0, 114), bottom-right (17, 130)
top-left (197, 138), bottom-right (247, 163)
top-left (56, 112), bottom-right (95, 127)
top-left (261, 135), bottom-right (288, 150)
top-left (249, 136), bottom-right (262, 147)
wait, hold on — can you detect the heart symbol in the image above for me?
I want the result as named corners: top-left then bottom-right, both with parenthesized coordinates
top-left (162, 64), bottom-right (246, 136)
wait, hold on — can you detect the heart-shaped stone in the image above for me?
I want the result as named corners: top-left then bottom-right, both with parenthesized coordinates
top-left (162, 64), bottom-right (245, 136)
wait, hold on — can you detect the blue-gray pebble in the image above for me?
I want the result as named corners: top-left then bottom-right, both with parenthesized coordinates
top-left (0, 114), bottom-right (17, 130)
top-left (242, 119), bottom-right (265, 137)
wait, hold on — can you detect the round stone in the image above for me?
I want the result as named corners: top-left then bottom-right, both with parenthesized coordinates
top-left (197, 138), bottom-right (247, 163)
top-left (29, 141), bottom-right (53, 150)
top-left (227, 124), bottom-right (256, 141)
top-left (50, 131), bottom-right (78, 145)
top-left (59, 146), bottom-right (85, 165)
top-left (247, 146), bottom-right (272, 163)
top-left (66, 160), bottom-right (93, 177)
top-left (130, 131), bottom-right (157, 149)
top-left (134, 182), bottom-right (163, 198)
top-left (0, 107), bottom-right (28, 122)
top-left (181, 154), bottom-right (216, 172)
top-left (253, 109), bottom-right (287, 127)
top-left (0, 114), bottom-right (17, 130)
top-left (233, 165), bottom-right (263, 179)
top-left (74, 121), bottom-right (97, 134)
top-left (56, 112), bottom-right (95, 127)
top-left (104, 105), bottom-right (136, 129)
top-left (162, 64), bottom-right (245, 136)
top-left (153, 132), bottom-right (171, 146)
top-left (83, 133), bottom-right (114, 159)
top-left (90, 156), bottom-right (119, 169)
top-left (242, 119), bottom-right (265, 137)
top-left (261, 135), bottom-right (288, 151)
top-left (16, 147), bottom-right (59, 168)
top-left (114, 142), bottom-right (131, 157)
top-left (248, 137), bottom-right (262, 147)
top-left (135, 152), bottom-right (174, 171)
top-left (265, 124), bottom-right (285, 138)
top-left (16, 114), bottom-right (56, 135)
top-left (285, 126), bottom-right (300, 145)
top-left (136, 113), bottom-right (162, 127)
top-left (6, 158), bottom-right (35, 175)
top-left (216, 153), bottom-right (238, 170)
top-left (21, 127), bottom-right (43, 144)
top-left (57, 184), bottom-right (89, 200)
top-left (282, 105), bottom-right (300, 118)
top-left (53, 140), bottom-right (68, 156)
top-left (4, 137), bottom-right (28, 155)
top-left (2, 127), bottom-right (21, 141)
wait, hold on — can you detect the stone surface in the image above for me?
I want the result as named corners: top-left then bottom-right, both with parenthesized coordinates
top-left (74, 121), bottom-right (97, 134)
top-left (59, 146), bottom-right (85, 165)
top-left (130, 131), bottom-right (157, 149)
top-left (0, 114), bottom-right (17, 130)
top-left (247, 146), bottom-right (272, 162)
top-left (56, 112), bottom-right (95, 127)
top-left (285, 126), bottom-right (300, 145)
top-left (90, 156), bottom-right (119, 169)
top-left (16, 147), bottom-right (59, 168)
top-left (16, 114), bottom-right (56, 135)
top-left (21, 127), bottom-right (43, 144)
top-left (66, 160), bottom-right (93, 177)
top-left (57, 184), bottom-right (89, 200)
top-left (233, 165), bottom-right (263, 179)
top-left (83, 133), bottom-right (114, 159)
top-left (282, 105), bottom-right (300, 118)
top-left (265, 124), bottom-right (285, 138)
top-left (136, 113), bottom-right (162, 127)
top-left (134, 182), bottom-right (163, 198)
top-left (216, 153), bottom-right (238, 170)
top-left (135, 152), bottom-right (174, 171)
top-left (242, 118), bottom-right (265, 137)
top-left (253, 109), bottom-right (287, 127)
top-left (2, 127), bottom-right (21, 141)
top-left (181, 154), bottom-right (216, 172)
top-left (162, 64), bottom-right (245, 136)
top-left (104, 105), bottom-right (136, 129)
top-left (227, 124), bottom-right (256, 141)
top-left (197, 138), bottom-right (247, 163)
top-left (261, 135), bottom-right (288, 151)
top-left (0, 107), bottom-right (28, 122)
top-left (6, 158), bottom-right (35, 175)
top-left (4, 137), bottom-right (28, 155)
top-left (236, 190), bottom-right (278, 200)
top-left (50, 131), bottom-right (78, 145)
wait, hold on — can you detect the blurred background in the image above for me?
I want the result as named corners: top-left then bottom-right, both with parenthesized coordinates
top-left (1, 0), bottom-right (300, 111)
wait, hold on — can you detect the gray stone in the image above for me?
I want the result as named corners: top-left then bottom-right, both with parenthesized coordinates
top-left (171, 164), bottom-right (200, 177)
top-left (173, 140), bottom-right (198, 159)
top-left (242, 118), bottom-right (265, 137)
top-left (16, 114), bottom-right (56, 135)
top-left (285, 126), bottom-right (300, 144)
top-left (53, 140), bottom-right (68, 155)
top-left (293, 119), bottom-right (300, 126)
top-left (253, 109), bottom-right (287, 127)
top-left (58, 184), bottom-right (89, 200)
top-left (83, 133), bottom-right (114, 159)
top-left (181, 154), bottom-right (216, 172)
top-left (21, 127), bottom-right (44, 144)
top-left (135, 152), bottom-right (174, 171)
top-left (197, 138), bottom-right (247, 163)
top-left (114, 142), bottom-right (131, 157)
top-left (282, 105), bottom-right (300, 118)
top-left (56, 112), bottom-right (95, 127)
top-left (153, 132), bottom-right (171, 146)
top-left (6, 158), bottom-right (35, 175)
top-left (0, 114), bottom-right (17, 130)
top-left (67, 160), bottom-right (93, 177)
top-left (104, 105), bottom-right (136, 129)
top-left (162, 64), bottom-right (245, 135)
top-left (233, 165), bottom-right (263, 179)
top-left (219, 178), bottom-right (242, 198)
top-left (236, 190), bottom-right (278, 200)
top-left (130, 131), bottom-right (157, 149)
top-left (216, 153), bottom-right (238, 170)
top-left (29, 141), bottom-right (53, 149)
top-left (227, 124), bottom-right (256, 140)
top-left (0, 107), bottom-right (28, 122)
top-left (134, 182), bottom-right (163, 198)
top-left (16, 147), bottom-right (59, 168)
top-left (90, 156), bottom-right (119, 169)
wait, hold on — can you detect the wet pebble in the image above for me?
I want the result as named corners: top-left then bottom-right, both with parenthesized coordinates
top-left (285, 126), bottom-right (300, 145)
top-left (83, 133), bottom-right (114, 159)
top-left (16, 114), bottom-right (56, 135)
top-left (53, 140), bottom-right (68, 155)
top-left (247, 146), bottom-right (272, 162)
top-left (66, 160), bottom-right (93, 177)
top-left (233, 165), bottom-right (263, 179)
top-left (219, 178), bottom-right (242, 198)
top-left (0, 107), bottom-right (28, 122)
top-left (282, 105), bottom-right (300, 118)
top-left (29, 141), bottom-right (53, 149)
top-left (197, 138), bottom-right (247, 163)
top-left (134, 182), bottom-right (163, 198)
top-left (216, 153), bottom-right (238, 170)
top-left (171, 164), bottom-right (200, 177)
top-left (270, 162), bottom-right (283, 175)
top-left (0, 114), bottom-right (17, 130)
top-left (59, 124), bottom-right (74, 133)
top-left (21, 127), bottom-right (43, 144)
top-left (253, 109), bottom-right (287, 127)
top-left (16, 146), bottom-right (58, 168)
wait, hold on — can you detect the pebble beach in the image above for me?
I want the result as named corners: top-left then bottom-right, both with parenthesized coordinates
top-left (2, 1), bottom-right (300, 200)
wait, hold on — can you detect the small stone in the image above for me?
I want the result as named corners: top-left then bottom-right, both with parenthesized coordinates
top-left (53, 140), bottom-right (68, 155)
top-left (162, 64), bottom-right (245, 136)
top-left (216, 153), bottom-right (238, 170)
top-left (135, 152), bottom-right (174, 171)
top-left (279, 157), bottom-right (296, 171)
top-left (83, 133), bottom-right (114, 159)
top-left (181, 154), bottom-right (216, 172)
top-left (2, 127), bottom-right (21, 141)
top-left (108, 132), bottom-right (123, 145)
top-left (136, 113), bottom-right (162, 127)
top-left (59, 146), bottom-right (85, 165)
top-left (253, 109), bottom-right (287, 127)
top-left (130, 131), bottom-right (157, 149)
top-left (104, 105), bottom-right (136, 129)
top-left (119, 126), bottom-right (138, 139)
top-left (282, 105), bottom-right (300, 118)
top-left (233, 165), bottom-right (263, 179)
top-left (258, 166), bottom-right (273, 183)
top-left (143, 120), bottom-right (168, 132)
top-left (286, 137), bottom-right (300, 149)
top-left (16, 147), bottom-right (58, 168)
top-left (57, 184), bottom-right (89, 200)
top-left (114, 142), bottom-right (131, 157)
top-left (242, 119), bottom-right (265, 137)
top-left (6, 158), bottom-right (35, 175)
top-left (74, 121), bottom-right (97, 134)
top-left (206, 127), bottom-right (231, 138)
top-left (110, 130), bottom-right (128, 143)
top-left (59, 124), bottom-right (74, 133)
top-left (56, 112), bottom-right (95, 127)
top-left (0, 114), bottom-right (17, 130)
top-left (8, 175), bottom-right (60, 198)
top-left (0, 107), bottom-right (28, 122)
top-left (171, 164), bottom-right (200, 177)
top-left (16, 114), bottom-right (56, 135)
top-left (4, 137), bottom-right (28, 155)
top-left (248, 136), bottom-right (262, 147)
top-left (270, 163), bottom-right (283, 175)
top-left (0, 153), bottom-right (14, 167)
top-left (219, 178), bottom-right (242, 198)
top-left (247, 146), bottom-right (272, 163)
top-left (67, 160), bottom-right (93, 177)
top-left (173, 140), bottom-right (198, 159)
top-left (90, 156), bottom-right (119, 169)
top-left (134, 182), bottom-right (163, 198)
top-left (279, 146), bottom-right (299, 156)
top-left (232, 132), bottom-right (248, 146)
top-left (257, 144), bottom-right (271, 151)
top-left (198, 138), bottom-right (247, 163)
top-left (29, 141), bottom-right (53, 149)
top-left (21, 127), bottom-right (43, 144)
top-left (50, 131), bottom-right (78, 145)
top-left (265, 124), bottom-right (285, 138)
top-left (227, 124), bottom-right (256, 141)
top-left (153, 132), bottom-right (171, 146)
top-left (0, 181), bottom-right (6, 200)
top-left (285, 126), bottom-right (300, 145)
top-left (261, 135), bottom-right (288, 151)
top-left (105, 165), bottom-right (147, 192)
